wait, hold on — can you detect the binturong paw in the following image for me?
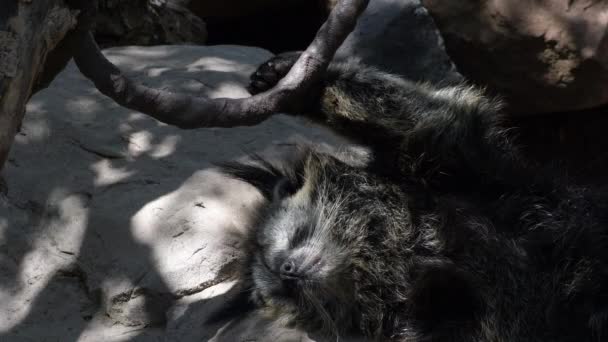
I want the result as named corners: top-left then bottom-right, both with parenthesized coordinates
top-left (247, 51), bottom-right (302, 95)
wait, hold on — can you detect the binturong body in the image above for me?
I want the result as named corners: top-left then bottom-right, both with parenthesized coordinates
top-left (221, 53), bottom-right (608, 341)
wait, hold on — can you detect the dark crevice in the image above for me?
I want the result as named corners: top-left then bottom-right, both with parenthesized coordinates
top-left (203, 2), bottom-right (327, 53)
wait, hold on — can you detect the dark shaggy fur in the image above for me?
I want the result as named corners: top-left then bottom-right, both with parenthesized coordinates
top-left (222, 53), bottom-right (608, 341)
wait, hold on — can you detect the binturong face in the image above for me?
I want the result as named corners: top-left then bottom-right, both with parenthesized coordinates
top-left (222, 151), bottom-right (414, 338)
top-left (250, 176), bottom-right (357, 335)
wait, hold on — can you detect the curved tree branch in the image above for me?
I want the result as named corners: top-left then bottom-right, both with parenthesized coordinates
top-left (73, 0), bottom-right (369, 129)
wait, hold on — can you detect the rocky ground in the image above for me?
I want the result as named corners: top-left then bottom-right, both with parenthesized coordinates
top-left (2, 1), bottom-right (605, 341)
top-left (1, 1), bottom-right (459, 340)
top-left (0, 45), bottom-right (350, 342)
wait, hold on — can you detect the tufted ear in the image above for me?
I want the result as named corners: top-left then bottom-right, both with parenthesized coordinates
top-left (219, 153), bottom-right (307, 201)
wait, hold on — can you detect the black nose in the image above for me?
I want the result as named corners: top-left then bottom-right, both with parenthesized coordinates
top-left (280, 260), bottom-right (299, 279)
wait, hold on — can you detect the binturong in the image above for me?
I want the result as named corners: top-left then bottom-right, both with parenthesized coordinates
top-left (221, 53), bottom-right (608, 341)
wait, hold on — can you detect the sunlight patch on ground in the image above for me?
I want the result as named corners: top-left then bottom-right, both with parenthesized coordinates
top-left (91, 160), bottom-right (135, 187)
top-left (124, 130), bottom-right (181, 159)
top-left (0, 189), bottom-right (89, 332)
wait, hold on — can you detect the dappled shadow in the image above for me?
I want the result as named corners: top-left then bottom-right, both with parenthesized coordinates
top-left (434, 0), bottom-right (608, 181)
top-left (0, 45), bottom-right (349, 341)
top-left (424, 0), bottom-right (608, 114)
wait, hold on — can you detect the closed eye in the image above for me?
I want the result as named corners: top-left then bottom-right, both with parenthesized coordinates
top-left (289, 225), bottom-right (312, 248)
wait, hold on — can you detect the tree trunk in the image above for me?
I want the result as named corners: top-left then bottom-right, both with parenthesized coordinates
top-left (0, 1), bottom-right (79, 170)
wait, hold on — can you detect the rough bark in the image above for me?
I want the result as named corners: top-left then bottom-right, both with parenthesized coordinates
top-left (0, 1), bottom-right (79, 170)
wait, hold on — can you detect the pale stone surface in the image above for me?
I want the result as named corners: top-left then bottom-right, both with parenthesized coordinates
top-left (0, 45), bottom-right (347, 341)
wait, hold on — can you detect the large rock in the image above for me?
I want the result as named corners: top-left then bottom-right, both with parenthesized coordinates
top-left (0, 45), bottom-right (348, 341)
top-left (335, 0), bottom-right (461, 85)
top-left (422, 0), bottom-right (608, 114)
top-left (94, 0), bottom-right (207, 47)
